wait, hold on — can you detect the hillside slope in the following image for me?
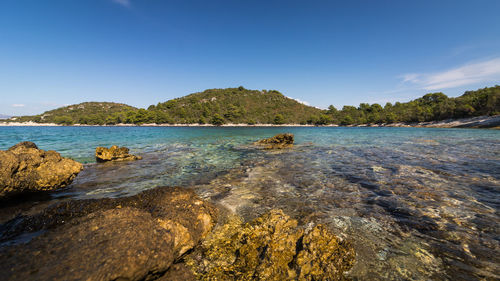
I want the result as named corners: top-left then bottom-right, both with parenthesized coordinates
top-left (329, 85), bottom-right (500, 125)
top-left (6, 86), bottom-right (499, 126)
top-left (147, 87), bottom-right (323, 124)
top-left (14, 102), bottom-right (137, 125)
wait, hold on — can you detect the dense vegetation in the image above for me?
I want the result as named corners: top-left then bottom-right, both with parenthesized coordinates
top-left (6, 85), bottom-right (499, 125)
top-left (327, 85), bottom-right (500, 125)
top-left (146, 87), bottom-right (323, 125)
top-left (11, 102), bottom-right (137, 125)
top-left (10, 87), bottom-right (323, 125)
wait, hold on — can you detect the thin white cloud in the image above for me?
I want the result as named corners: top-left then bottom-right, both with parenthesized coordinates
top-left (112, 0), bottom-right (131, 8)
top-left (12, 104), bottom-right (25, 107)
top-left (401, 73), bottom-right (420, 83)
top-left (401, 58), bottom-right (500, 91)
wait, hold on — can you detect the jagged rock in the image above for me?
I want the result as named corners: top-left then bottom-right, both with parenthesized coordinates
top-left (95, 145), bottom-right (142, 162)
top-left (186, 209), bottom-right (355, 280)
top-left (0, 187), bottom-right (218, 281)
top-left (0, 141), bottom-right (83, 198)
top-left (255, 133), bottom-right (294, 149)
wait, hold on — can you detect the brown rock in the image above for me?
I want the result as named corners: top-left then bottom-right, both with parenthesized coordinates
top-left (95, 145), bottom-right (142, 162)
top-left (187, 209), bottom-right (355, 280)
top-left (0, 187), bottom-right (218, 281)
top-left (0, 141), bottom-right (83, 198)
top-left (297, 224), bottom-right (356, 280)
top-left (157, 263), bottom-right (196, 281)
top-left (254, 133), bottom-right (294, 149)
top-left (1, 208), bottom-right (175, 281)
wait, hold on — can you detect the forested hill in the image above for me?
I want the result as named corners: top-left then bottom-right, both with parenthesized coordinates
top-left (328, 85), bottom-right (500, 125)
top-left (147, 87), bottom-right (323, 124)
top-left (5, 85), bottom-right (500, 125)
top-left (12, 102), bottom-right (137, 125)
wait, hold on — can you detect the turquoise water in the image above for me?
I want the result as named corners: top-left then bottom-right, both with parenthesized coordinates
top-left (1, 126), bottom-right (499, 280)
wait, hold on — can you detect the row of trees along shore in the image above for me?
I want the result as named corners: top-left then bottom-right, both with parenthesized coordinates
top-left (9, 85), bottom-right (500, 126)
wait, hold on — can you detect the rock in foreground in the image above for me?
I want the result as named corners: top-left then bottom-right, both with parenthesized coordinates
top-left (187, 209), bottom-right (355, 280)
top-left (0, 141), bottom-right (83, 198)
top-left (95, 145), bottom-right (142, 162)
top-left (255, 133), bottom-right (294, 149)
top-left (0, 187), bottom-right (217, 281)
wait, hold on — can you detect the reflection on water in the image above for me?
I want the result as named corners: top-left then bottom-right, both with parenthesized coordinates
top-left (0, 126), bottom-right (499, 280)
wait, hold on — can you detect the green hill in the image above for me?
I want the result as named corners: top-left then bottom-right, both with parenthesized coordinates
top-left (329, 85), bottom-right (500, 125)
top-left (7, 85), bottom-right (500, 126)
top-left (146, 87), bottom-right (323, 125)
top-left (14, 102), bottom-right (137, 125)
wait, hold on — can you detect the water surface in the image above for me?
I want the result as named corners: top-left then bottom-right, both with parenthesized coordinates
top-left (1, 126), bottom-right (499, 280)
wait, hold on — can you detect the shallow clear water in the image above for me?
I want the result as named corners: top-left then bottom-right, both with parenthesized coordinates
top-left (1, 126), bottom-right (499, 280)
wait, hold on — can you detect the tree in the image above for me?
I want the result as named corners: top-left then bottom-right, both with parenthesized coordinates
top-left (105, 116), bottom-right (117, 125)
top-left (327, 105), bottom-right (337, 114)
top-left (54, 115), bottom-right (74, 125)
top-left (370, 103), bottom-right (383, 112)
top-left (274, 114), bottom-right (285, 124)
top-left (211, 114), bottom-right (225, 126)
top-left (340, 115), bottom-right (354, 125)
top-left (316, 114), bottom-right (332, 125)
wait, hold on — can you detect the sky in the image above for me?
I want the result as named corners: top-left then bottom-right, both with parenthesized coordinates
top-left (1, 0), bottom-right (500, 116)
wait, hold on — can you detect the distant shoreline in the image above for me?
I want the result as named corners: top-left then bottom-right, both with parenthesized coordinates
top-left (1, 115), bottom-right (499, 129)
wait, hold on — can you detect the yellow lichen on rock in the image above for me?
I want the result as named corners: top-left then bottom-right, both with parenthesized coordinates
top-left (187, 209), bottom-right (355, 281)
top-left (254, 133), bottom-right (294, 149)
top-left (0, 141), bottom-right (83, 197)
top-left (95, 145), bottom-right (142, 162)
top-left (297, 224), bottom-right (356, 280)
top-left (158, 219), bottom-right (194, 256)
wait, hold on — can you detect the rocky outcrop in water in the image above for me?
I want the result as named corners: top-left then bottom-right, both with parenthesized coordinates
top-left (255, 133), bottom-right (294, 149)
top-left (186, 209), bottom-right (355, 280)
top-left (0, 187), bottom-right (217, 281)
top-left (95, 145), bottom-right (142, 162)
top-left (0, 141), bottom-right (83, 198)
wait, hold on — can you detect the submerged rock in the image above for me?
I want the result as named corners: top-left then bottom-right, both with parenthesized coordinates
top-left (95, 145), bottom-right (142, 162)
top-left (0, 187), bottom-right (217, 281)
top-left (0, 141), bottom-right (83, 198)
top-left (255, 133), bottom-right (294, 149)
top-left (186, 209), bottom-right (355, 280)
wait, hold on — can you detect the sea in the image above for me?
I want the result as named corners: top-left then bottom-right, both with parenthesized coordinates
top-left (0, 126), bottom-right (499, 280)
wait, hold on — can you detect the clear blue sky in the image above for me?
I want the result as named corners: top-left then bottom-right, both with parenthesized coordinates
top-left (1, 0), bottom-right (499, 115)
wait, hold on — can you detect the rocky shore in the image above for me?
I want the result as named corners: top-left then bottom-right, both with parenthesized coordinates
top-left (0, 142), bottom-right (82, 198)
top-left (358, 114), bottom-right (500, 129)
top-left (0, 187), bottom-right (218, 281)
top-left (254, 133), bottom-right (294, 149)
top-left (0, 138), bottom-right (356, 280)
top-left (95, 145), bottom-right (142, 162)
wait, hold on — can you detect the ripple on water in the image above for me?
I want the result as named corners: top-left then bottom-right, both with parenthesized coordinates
top-left (0, 126), bottom-right (499, 280)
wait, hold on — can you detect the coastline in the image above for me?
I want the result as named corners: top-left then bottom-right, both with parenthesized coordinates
top-left (0, 122), bottom-right (326, 127)
top-left (1, 115), bottom-right (499, 128)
